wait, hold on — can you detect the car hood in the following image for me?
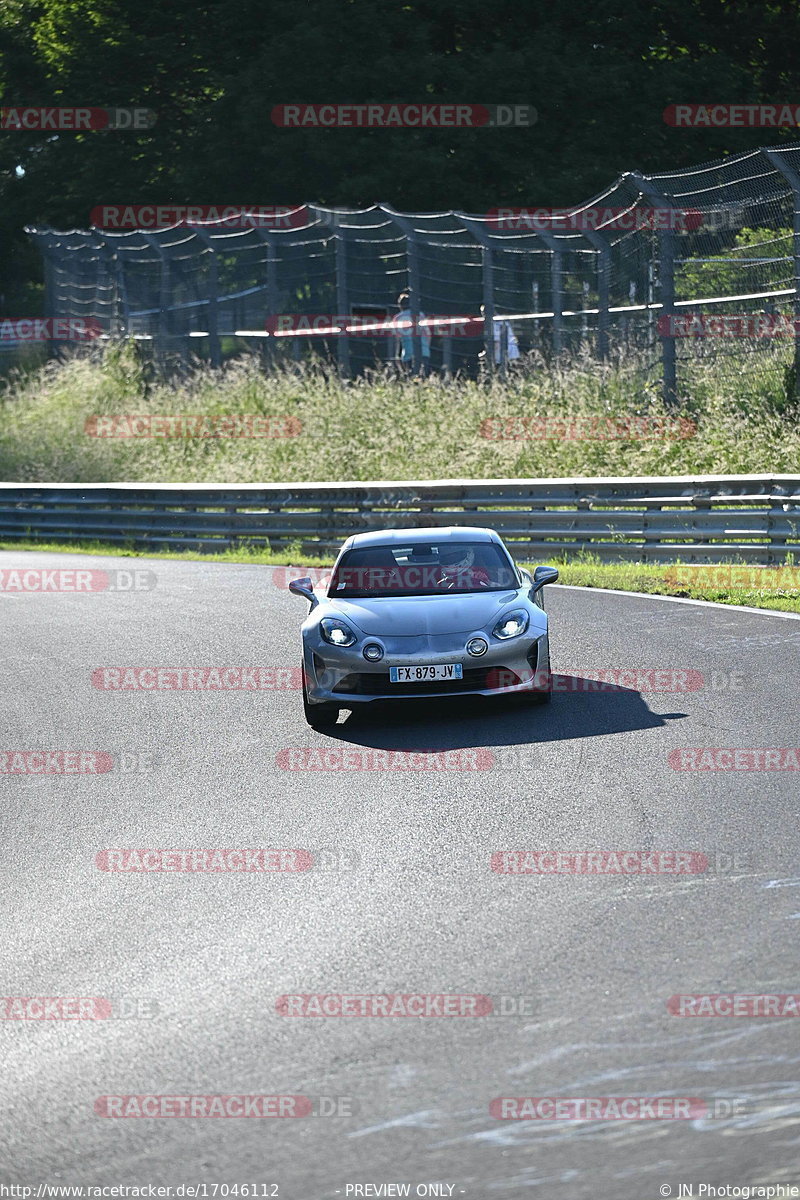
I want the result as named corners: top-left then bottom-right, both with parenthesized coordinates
top-left (327, 591), bottom-right (524, 636)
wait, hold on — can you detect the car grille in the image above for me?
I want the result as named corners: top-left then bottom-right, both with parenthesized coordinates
top-left (333, 666), bottom-right (523, 696)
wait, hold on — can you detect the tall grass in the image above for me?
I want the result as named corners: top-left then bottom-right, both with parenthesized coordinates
top-left (0, 340), bottom-right (797, 482)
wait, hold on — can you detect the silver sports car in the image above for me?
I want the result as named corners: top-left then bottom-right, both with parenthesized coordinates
top-left (290, 526), bottom-right (558, 729)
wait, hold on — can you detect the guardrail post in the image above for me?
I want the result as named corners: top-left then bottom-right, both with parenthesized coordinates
top-left (763, 148), bottom-right (800, 399)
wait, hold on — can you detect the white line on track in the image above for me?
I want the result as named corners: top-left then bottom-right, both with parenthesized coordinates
top-left (555, 583), bottom-right (800, 620)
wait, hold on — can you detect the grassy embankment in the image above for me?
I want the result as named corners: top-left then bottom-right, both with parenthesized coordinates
top-left (0, 343), bottom-right (797, 611)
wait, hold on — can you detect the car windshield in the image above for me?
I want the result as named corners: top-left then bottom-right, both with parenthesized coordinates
top-left (328, 541), bottom-right (519, 597)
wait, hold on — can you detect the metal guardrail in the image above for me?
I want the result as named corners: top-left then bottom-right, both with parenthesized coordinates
top-left (0, 475), bottom-right (798, 563)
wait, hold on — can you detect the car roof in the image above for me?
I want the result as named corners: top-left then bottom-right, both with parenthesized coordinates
top-left (343, 526), bottom-right (502, 550)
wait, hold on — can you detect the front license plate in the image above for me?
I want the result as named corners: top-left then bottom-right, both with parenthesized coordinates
top-left (389, 663), bottom-right (463, 683)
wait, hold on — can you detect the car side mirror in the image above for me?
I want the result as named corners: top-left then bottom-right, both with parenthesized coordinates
top-left (531, 565), bottom-right (559, 592)
top-left (289, 577), bottom-right (318, 608)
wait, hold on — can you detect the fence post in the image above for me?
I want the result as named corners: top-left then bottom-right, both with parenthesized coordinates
top-left (40, 238), bottom-right (58, 359)
top-left (141, 233), bottom-right (174, 370)
top-left (442, 334), bottom-right (452, 377)
top-left (482, 245), bottom-right (495, 373)
top-left (407, 233), bottom-right (423, 373)
top-left (334, 233), bottom-right (351, 378)
top-left (93, 235), bottom-right (125, 339)
top-left (114, 251), bottom-right (130, 338)
top-left (531, 280), bottom-right (540, 352)
top-left (551, 250), bottom-right (563, 354)
top-left (594, 247), bottom-right (610, 356)
top-left (632, 172), bottom-right (677, 406)
top-left (763, 148), bottom-right (800, 398)
top-left (582, 229), bottom-right (610, 359)
top-left (659, 227), bottom-right (676, 405)
top-left (254, 228), bottom-right (279, 366)
top-left (192, 227), bottom-right (221, 367)
top-left (527, 228), bottom-right (563, 355)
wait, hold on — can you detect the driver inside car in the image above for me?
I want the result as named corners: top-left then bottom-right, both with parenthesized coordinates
top-left (436, 545), bottom-right (491, 589)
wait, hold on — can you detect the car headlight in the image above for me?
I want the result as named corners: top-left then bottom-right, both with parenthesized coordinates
top-left (492, 609), bottom-right (530, 640)
top-left (320, 618), bottom-right (357, 647)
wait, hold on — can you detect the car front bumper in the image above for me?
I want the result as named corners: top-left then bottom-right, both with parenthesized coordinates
top-left (302, 629), bottom-right (549, 707)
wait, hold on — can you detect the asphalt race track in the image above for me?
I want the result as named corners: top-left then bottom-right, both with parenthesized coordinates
top-left (1, 550), bottom-right (799, 1198)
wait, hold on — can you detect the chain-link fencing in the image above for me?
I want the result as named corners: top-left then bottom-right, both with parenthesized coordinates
top-left (24, 143), bottom-right (800, 403)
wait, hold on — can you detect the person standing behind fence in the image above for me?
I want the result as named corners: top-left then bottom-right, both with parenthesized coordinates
top-left (392, 291), bottom-right (431, 375)
top-left (478, 305), bottom-right (521, 367)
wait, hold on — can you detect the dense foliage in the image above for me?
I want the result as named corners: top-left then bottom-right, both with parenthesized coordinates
top-left (3, 1), bottom-right (800, 308)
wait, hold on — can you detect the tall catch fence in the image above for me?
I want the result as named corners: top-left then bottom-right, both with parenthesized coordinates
top-left (24, 143), bottom-right (800, 403)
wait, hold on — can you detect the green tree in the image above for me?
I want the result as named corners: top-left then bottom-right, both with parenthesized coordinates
top-left (4, 0), bottom-right (800, 308)
top-left (677, 226), bottom-right (793, 301)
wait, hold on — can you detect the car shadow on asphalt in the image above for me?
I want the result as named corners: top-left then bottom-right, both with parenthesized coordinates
top-left (327, 674), bottom-right (688, 750)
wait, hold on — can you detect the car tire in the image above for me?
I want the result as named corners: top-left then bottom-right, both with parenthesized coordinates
top-left (302, 671), bottom-right (340, 729)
